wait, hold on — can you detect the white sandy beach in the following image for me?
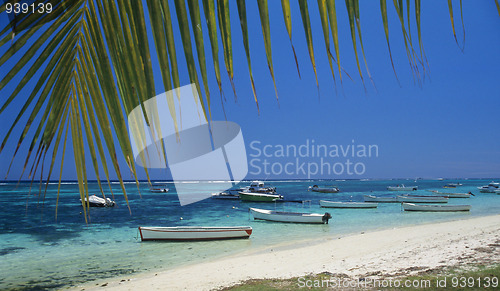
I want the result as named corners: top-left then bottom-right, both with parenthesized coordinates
top-left (76, 215), bottom-right (500, 290)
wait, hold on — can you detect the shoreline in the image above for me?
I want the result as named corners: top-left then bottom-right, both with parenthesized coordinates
top-left (73, 214), bottom-right (500, 290)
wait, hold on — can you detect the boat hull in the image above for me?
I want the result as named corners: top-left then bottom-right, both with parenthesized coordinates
top-left (387, 186), bottom-right (418, 191)
top-left (402, 203), bottom-right (470, 212)
top-left (138, 226), bottom-right (252, 241)
top-left (363, 195), bottom-right (398, 203)
top-left (239, 192), bottom-right (283, 202)
top-left (319, 200), bottom-right (377, 208)
top-left (397, 196), bottom-right (448, 203)
top-left (249, 208), bottom-right (330, 224)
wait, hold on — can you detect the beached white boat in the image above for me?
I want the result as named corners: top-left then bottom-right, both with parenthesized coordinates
top-left (308, 185), bottom-right (340, 193)
top-left (211, 191), bottom-right (240, 199)
top-left (249, 207), bottom-right (331, 224)
top-left (81, 195), bottom-right (115, 207)
top-left (363, 195), bottom-right (398, 203)
top-left (387, 184), bottom-right (418, 191)
top-left (402, 203), bottom-right (471, 212)
top-left (477, 182), bottom-right (500, 193)
top-left (319, 200), bottom-right (378, 208)
top-left (426, 190), bottom-right (472, 198)
top-left (397, 195), bottom-right (448, 203)
top-left (138, 226), bottom-right (252, 241)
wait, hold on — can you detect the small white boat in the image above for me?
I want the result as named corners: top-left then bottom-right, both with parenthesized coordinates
top-left (81, 195), bottom-right (115, 207)
top-left (319, 200), bottom-right (377, 208)
top-left (249, 207), bottom-right (331, 224)
top-left (397, 195), bottom-right (448, 203)
top-left (402, 203), bottom-right (471, 212)
top-left (138, 226), bottom-right (252, 241)
top-left (426, 190), bottom-right (472, 198)
top-left (387, 184), bottom-right (418, 191)
top-left (150, 187), bottom-right (169, 193)
top-left (363, 195), bottom-right (398, 203)
top-left (308, 185), bottom-right (340, 193)
top-left (444, 183), bottom-right (462, 188)
top-left (211, 192), bottom-right (240, 200)
top-left (240, 181), bottom-right (277, 194)
top-left (477, 182), bottom-right (500, 193)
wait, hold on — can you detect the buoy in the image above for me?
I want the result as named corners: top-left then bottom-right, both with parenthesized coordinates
top-left (180, 217), bottom-right (183, 220)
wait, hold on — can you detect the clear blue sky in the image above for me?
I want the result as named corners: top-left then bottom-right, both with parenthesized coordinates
top-left (0, 1), bottom-right (499, 181)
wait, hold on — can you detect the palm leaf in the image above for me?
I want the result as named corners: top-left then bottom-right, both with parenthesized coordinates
top-left (257, 0), bottom-right (279, 102)
top-left (217, 0), bottom-right (237, 99)
top-left (380, 0), bottom-right (400, 85)
top-left (298, 0), bottom-right (319, 93)
top-left (281, 0), bottom-right (301, 78)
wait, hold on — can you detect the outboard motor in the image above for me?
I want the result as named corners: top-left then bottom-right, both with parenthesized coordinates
top-left (322, 212), bottom-right (332, 224)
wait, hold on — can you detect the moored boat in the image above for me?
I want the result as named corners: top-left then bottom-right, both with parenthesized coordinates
top-left (402, 203), bottom-right (471, 212)
top-left (81, 195), bottom-right (115, 207)
top-left (426, 190), bottom-right (472, 198)
top-left (150, 187), bottom-right (169, 193)
top-left (319, 200), bottom-right (378, 208)
top-left (363, 195), bottom-right (398, 203)
top-left (249, 207), bottom-right (331, 224)
top-left (211, 191), bottom-right (240, 200)
top-left (138, 226), bottom-right (252, 241)
top-left (397, 195), bottom-right (448, 203)
top-left (387, 184), bottom-right (418, 191)
top-left (240, 181), bottom-right (277, 194)
top-left (308, 185), bottom-right (340, 193)
top-left (239, 192), bottom-right (283, 202)
top-left (477, 182), bottom-right (500, 193)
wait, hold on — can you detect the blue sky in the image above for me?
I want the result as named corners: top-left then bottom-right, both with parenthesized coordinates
top-left (0, 1), bottom-right (499, 181)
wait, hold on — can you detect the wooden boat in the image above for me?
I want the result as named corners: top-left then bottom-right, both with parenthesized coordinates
top-left (308, 185), bottom-right (340, 193)
top-left (387, 184), bottom-right (418, 191)
top-left (138, 226), bottom-right (252, 241)
top-left (239, 192), bottom-right (283, 202)
top-left (402, 203), bottom-right (471, 212)
top-left (363, 195), bottom-right (398, 203)
top-left (249, 207), bottom-right (331, 224)
top-left (81, 195), bottom-right (115, 207)
top-left (319, 200), bottom-right (377, 208)
top-left (426, 190), bottom-right (472, 198)
top-left (211, 191), bottom-right (240, 200)
top-left (397, 195), bottom-right (448, 203)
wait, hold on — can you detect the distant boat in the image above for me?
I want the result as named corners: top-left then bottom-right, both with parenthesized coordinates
top-left (495, 189), bottom-right (500, 195)
top-left (81, 195), bottom-right (115, 207)
top-left (308, 185), bottom-right (340, 193)
top-left (239, 192), bottom-right (283, 202)
top-left (319, 200), bottom-right (377, 209)
top-left (444, 183), bottom-right (462, 188)
top-left (363, 195), bottom-right (398, 203)
top-left (477, 182), bottom-right (500, 193)
top-left (138, 226), bottom-right (252, 241)
top-left (249, 207), bottom-right (331, 224)
top-left (150, 187), bottom-right (169, 193)
top-left (402, 203), bottom-right (471, 212)
top-left (387, 184), bottom-right (418, 191)
top-left (240, 181), bottom-right (277, 194)
top-left (211, 191), bottom-right (240, 200)
top-left (427, 190), bottom-right (472, 198)
top-left (396, 195), bottom-right (448, 203)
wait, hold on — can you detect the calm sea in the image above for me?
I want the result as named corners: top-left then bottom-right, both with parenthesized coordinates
top-left (0, 179), bottom-right (499, 289)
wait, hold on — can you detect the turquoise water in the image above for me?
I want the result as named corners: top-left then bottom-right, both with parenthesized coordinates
top-left (0, 179), bottom-right (499, 289)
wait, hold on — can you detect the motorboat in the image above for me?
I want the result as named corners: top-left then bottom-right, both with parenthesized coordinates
top-left (249, 207), bottom-right (331, 224)
top-left (402, 203), bottom-right (471, 212)
top-left (150, 187), bottom-right (169, 193)
top-left (81, 195), bottom-right (115, 207)
top-left (363, 195), bottom-right (398, 203)
top-left (211, 191), bottom-right (240, 200)
top-left (308, 185), bottom-right (340, 193)
top-left (387, 184), bottom-right (418, 191)
top-left (319, 200), bottom-right (377, 208)
top-left (138, 226), bottom-right (252, 241)
top-left (239, 192), bottom-right (283, 202)
top-left (477, 182), bottom-right (500, 193)
top-left (240, 181), bottom-right (277, 194)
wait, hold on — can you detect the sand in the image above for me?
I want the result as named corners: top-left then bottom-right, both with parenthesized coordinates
top-left (75, 215), bottom-right (500, 290)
